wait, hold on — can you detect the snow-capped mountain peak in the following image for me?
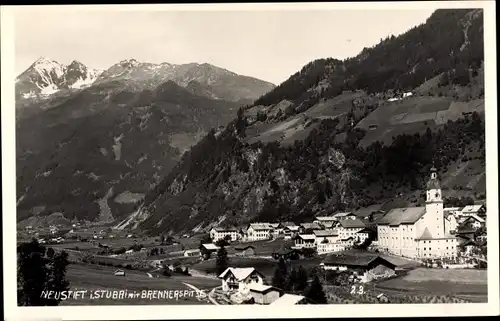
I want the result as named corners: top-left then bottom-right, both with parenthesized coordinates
top-left (16, 58), bottom-right (102, 99)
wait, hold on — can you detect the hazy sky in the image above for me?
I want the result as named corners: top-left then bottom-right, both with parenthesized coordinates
top-left (14, 6), bottom-right (437, 85)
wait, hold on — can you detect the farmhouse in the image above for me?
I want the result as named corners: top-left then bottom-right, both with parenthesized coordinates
top-left (210, 227), bottom-right (240, 242)
top-left (270, 293), bottom-right (308, 305)
top-left (234, 245), bottom-right (256, 257)
top-left (314, 229), bottom-right (346, 254)
top-left (218, 267), bottom-right (265, 292)
top-left (247, 284), bottom-right (280, 304)
top-left (246, 223), bottom-right (274, 241)
top-left (320, 253), bottom-right (396, 283)
top-left (338, 219), bottom-right (368, 243)
top-left (293, 234), bottom-right (316, 249)
top-left (377, 167), bottom-right (459, 258)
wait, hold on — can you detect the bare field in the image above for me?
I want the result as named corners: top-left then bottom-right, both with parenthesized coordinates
top-left (62, 262), bottom-right (219, 305)
top-left (369, 268), bottom-right (487, 303)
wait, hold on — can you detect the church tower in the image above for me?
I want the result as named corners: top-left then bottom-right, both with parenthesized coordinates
top-left (425, 166), bottom-right (445, 237)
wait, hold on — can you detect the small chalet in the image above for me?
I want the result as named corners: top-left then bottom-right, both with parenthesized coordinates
top-left (270, 293), bottom-right (308, 305)
top-left (201, 243), bottom-right (220, 253)
top-left (293, 234), bottom-right (316, 249)
top-left (247, 284), bottom-right (280, 304)
top-left (321, 252), bottom-right (396, 283)
top-left (218, 267), bottom-right (265, 292)
top-left (234, 245), bottom-right (256, 257)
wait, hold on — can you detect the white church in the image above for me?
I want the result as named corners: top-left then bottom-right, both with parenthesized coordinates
top-left (377, 167), bottom-right (459, 258)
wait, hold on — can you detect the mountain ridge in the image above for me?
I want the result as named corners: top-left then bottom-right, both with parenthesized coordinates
top-left (119, 8), bottom-right (486, 235)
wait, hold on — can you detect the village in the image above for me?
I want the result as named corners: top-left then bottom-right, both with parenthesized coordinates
top-left (18, 168), bottom-right (487, 305)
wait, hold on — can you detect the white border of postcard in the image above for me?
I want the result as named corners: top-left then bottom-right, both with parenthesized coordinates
top-left (2, 1), bottom-right (498, 320)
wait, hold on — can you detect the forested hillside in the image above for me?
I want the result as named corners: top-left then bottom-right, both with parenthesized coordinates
top-left (118, 9), bottom-right (485, 235)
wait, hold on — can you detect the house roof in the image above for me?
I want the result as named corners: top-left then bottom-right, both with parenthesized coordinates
top-left (461, 205), bottom-right (484, 213)
top-left (280, 222), bottom-right (297, 228)
top-left (269, 223), bottom-right (280, 228)
top-left (313, 229), bottom-right (338, 237)
top-left (234, 245), bottom-right (256, 251)
top-left (249, 223), bottom-right (273, 231)
top-left (333, 212), bottom-right (355, 218)
top-left (319, 221), bottom-right (336, 228)
top-left (202, 243), bottom-right (219, 250)
top-left (270, 294), bottom-right (306, 305)
top-left (416, 227), bottom-right (457, 240)
top-left (300, 222), bottom-right (323, 230)
top-left (377, 207), bottom-right (426, 226)
top-left (285, 226), bottom-right (300, 231)
top-left (464, 214), bottom-right (485, 223)
top-left (297, 234), bottom-right (316, 240)
top-left (218, 267), bottom-right (261, 281)
top-left (184, 249), bottom-right (200, 253)
top-left (339, 218), bottom-right (366, 229)
top-left (248, 283), bottom-right (277, 293)
top-left (315, 216), bottom-right (336, 221)
top-left (322, 253), bottom-right (396, 269)
top-left (213, 227), bottom-right (239, 232)
top-left (354, 204), bottom-right (386, 217)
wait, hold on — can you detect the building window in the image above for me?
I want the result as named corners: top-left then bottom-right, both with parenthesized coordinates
top-left (424, 247), bottom-right (426, 250)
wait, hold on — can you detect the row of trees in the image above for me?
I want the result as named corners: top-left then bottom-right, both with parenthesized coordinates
top-left (271, 258), bottom-right (328, 304)
top-left (17, 239), bottom-right (70, 306)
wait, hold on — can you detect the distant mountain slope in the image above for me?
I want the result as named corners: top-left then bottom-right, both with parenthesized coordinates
top-left (93, 59), bottom-right (275, 103)
top-left (122, 9), bottom-right (485, 235)
top-left (16, 79), bottom-right (240, 223)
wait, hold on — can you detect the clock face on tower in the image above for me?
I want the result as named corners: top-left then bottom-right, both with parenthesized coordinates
top-left (435, 192), bottom-right (440, 198)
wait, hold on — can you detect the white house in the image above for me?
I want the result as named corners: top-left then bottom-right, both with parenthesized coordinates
top-left (337, 219), bottom-right (368, 243)
top-left (210, 227), bottom-right (240, 242)
top-left (218, 267), bottom-right (265, 292)
top-left (314, 229), bottom-right (345, 254)
top-left (377, 167), bottom-right (459, 259)
top-left (293, 234), bottom-right (316, 249)
top-left (246, 223), bottom-right (274, 241)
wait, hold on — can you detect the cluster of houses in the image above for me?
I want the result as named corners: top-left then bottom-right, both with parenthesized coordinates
top-left (209, 168), bottom-right (487, 260)
top-left (217, 267), bottom-right (308, 305)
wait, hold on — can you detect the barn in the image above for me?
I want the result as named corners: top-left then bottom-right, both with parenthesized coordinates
top-left (234, 245), bottom-right (256, 256)
top-left (321, 252), bottom-right (396, 283)
top-left (247, 284), bottom-right (280, 304)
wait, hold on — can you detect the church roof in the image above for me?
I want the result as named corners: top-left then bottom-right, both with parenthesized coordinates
top-left (377, 207), bottom-right (426, 226)
top-left (416, 227), bottom-right (434, 240)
